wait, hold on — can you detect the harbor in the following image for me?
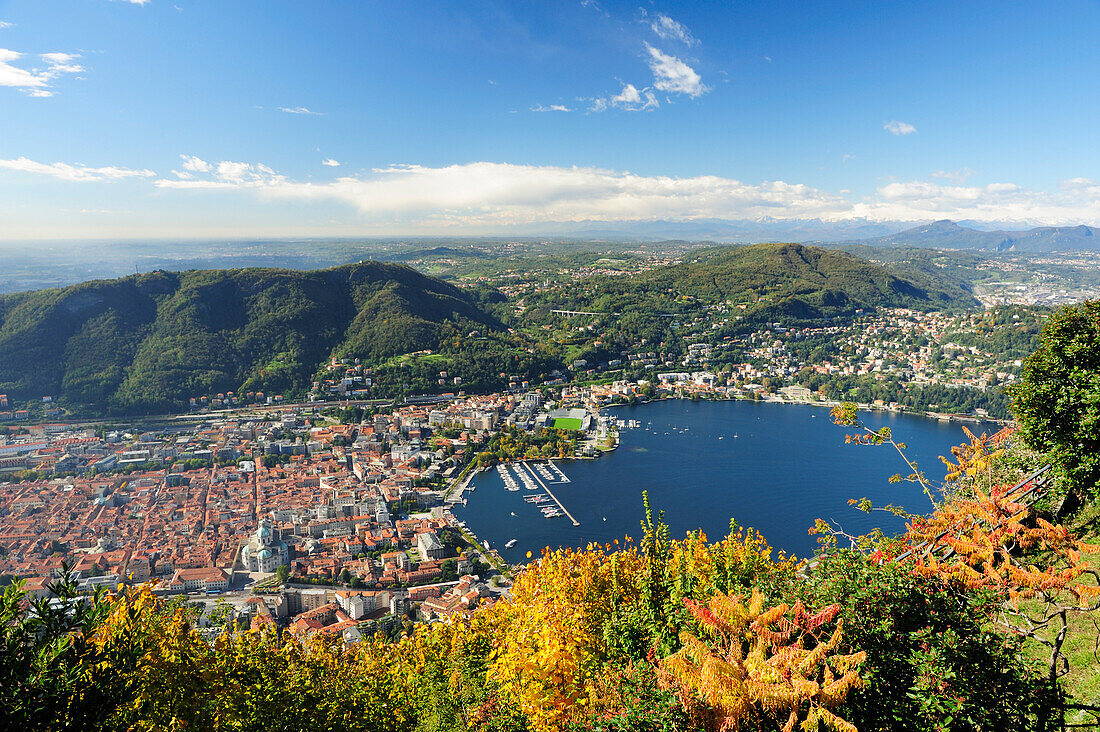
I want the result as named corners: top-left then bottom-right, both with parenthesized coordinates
top-left (481, 459), bottom-right (579, 525)
top-left (520, 461), bottom-right (580, 526)
top-left (450, 398), bottom-right (980, 563)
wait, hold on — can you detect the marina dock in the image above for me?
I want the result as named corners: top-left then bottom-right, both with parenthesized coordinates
top-left (546, 459), bottom-right (570, 483)
top-left (521, 461), bottom-right (580, 526)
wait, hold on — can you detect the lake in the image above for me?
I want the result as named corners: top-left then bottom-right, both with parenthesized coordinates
top-left (451, 399), bottom-right (990, 562)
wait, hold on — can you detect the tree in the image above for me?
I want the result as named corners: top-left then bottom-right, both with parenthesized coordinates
top-left (828, 401), bottom-right (1100, 726)
top-left (660, 590), bottom-right (865, 732)
top-left (440, 559), bottom-right (458, 582)
top-left (1010, 300), bottom-right (1100, 509)
top-left (205, 598), bottom-right (236, 628)
top-left (0, 568), bottom-right (115, 730)
top-left (275, 564), bottom-right (290, 584)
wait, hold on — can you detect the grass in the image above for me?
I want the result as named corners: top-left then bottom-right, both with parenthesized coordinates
top-left (552, 417), bottom-right (583, 431)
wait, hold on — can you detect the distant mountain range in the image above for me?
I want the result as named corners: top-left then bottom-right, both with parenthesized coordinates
top-left (500, 218), bottom-right (909, 242)
top-left (833, 220), bottom-right (1099, 252)
top-left (423, 218), bottom-right (1100, 252)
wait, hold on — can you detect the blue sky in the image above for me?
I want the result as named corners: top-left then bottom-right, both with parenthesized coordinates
top-left (1, 0), bottom-right (1099, 239)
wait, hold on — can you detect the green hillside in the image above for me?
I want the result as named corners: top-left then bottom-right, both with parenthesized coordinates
top-left (0, 262), bottom-right (499, 415)
top-left (527, 243), bottom-right (977, 321)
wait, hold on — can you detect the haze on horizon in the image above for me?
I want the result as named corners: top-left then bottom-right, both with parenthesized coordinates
top-left (1, 0), bottom-right (1099, 242)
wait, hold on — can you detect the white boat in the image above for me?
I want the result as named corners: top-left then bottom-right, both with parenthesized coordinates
top-left (482, 540), bottom-right (490, 550)
top-left (505, 539), bottom-right (517, 548)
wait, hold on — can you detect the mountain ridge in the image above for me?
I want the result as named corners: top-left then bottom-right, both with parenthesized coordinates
top-left (0, 245), bottom-right (978, 415)
top-left (0, 262), bottom-right (498, 415)
top-left (835, 219), bottom-right (1100, 252)
top-left (525, 243), bottom-right (977, 325)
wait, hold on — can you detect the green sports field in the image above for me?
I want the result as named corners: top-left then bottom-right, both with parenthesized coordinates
top-left (552, 417), bottom-right (583, 431)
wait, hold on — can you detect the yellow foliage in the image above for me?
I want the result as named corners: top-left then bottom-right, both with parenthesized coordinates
top-left (940, 426), bottom-right (1004, 484)
top-left (660, 591), bottom-right (864, 732)
top-left (485, 543), bottom-right (646, 732)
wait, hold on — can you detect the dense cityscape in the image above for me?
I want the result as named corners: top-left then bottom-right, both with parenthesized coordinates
top-left (6, 1), bottom-right (1100, 729)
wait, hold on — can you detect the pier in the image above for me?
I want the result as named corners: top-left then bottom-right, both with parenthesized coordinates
top-left (546, 459), bottom-right (570, 483)
top-left (444, 467), bottom-right (478, 504)
top-left (521, 461), bottom-right (580, 526)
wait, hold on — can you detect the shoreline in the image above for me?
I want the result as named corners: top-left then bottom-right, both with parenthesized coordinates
top-left (454, 396), bottom-right (1000, 566)
top-left (599, 391), bottom-right (1011, 427)
top-left (442, 393), bottom-right (1005, 571)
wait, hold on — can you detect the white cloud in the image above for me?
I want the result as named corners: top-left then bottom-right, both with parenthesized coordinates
top-left (0, 49), bottom-right (48, 88)
top-left (154, 160), bottom-right (850, 225)
top-left (647, 13), bottom-right (697, 46)
top-left (645, 44), bottom-right (708, 97)
top-left (0, 156), bottom-right (155, 181)
top-left (148, 158), bottom-right (1100, 229)
top-left (322, 158), bottom-right (341, 167)
top-left (884, 120), bottom-right (917, 136)
top-left (930, 167), bottom-right (976, 184)
top-left (114, 0), bottom-right (151, 5)
top-left (613, 83), bottom-right (657, 110)
top-left (0, 48), bottom-right (84, 96)
top-left (156, 158), bottom-right (284, 189)
top-left (7, 150), bottom-right (1092, 230)
top-left (591, 83), bottom-right (658, 112)
top-left (849, 178), bottom-right (1100, 225)
top-left (179, 154), bottom-right (212, 173)
top-left (530, 103), bottom-right (571, 112)
top-left (0, 22), bottom-right (13, 30)
top-left (278, 106), bottom-right (323, 115)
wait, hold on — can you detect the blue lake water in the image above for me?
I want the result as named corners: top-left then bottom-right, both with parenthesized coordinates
top-left (451, 399), bottom-right (990, 562)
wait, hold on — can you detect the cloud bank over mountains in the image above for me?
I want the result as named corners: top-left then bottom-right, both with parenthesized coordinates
top-left (4, 154), bottom-right (1100, 233)
top-left (149, 157), bottom-right (1100, 229)
top-left (1, 153), bottom-right (1097, 231)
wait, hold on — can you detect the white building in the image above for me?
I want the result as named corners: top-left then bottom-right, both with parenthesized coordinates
top-left (241, 520), bottom-right (290, 573)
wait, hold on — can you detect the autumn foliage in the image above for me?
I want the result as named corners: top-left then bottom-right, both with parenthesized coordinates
top-left (903, 482), bottom-right (1100, 608)
top-left (5, 413), bottom-right (1097, 731)
top-left (661, 590), bottom-right (864, 732)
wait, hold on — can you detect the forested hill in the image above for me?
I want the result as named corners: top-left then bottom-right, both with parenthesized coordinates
top-left (529, 243), bottom-right (977, 321)
top-left (0, 262), bottom-right (499, 415)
